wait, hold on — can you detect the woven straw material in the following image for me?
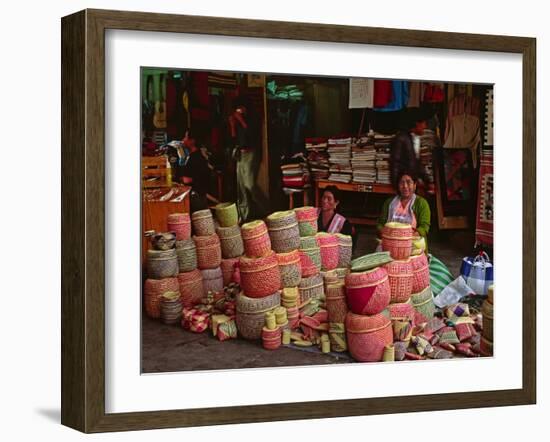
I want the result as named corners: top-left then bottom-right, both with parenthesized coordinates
top-left (316, 232), bottom-right (340, 271)
top-left (160, 291), bottom-right (183, 325)
top-left (262, 326), bottom-right (282, 350)
top-left (167, 213), bottom-right (192, 241)
top-left (345, 267), bottom-right (391, 315)
top-left (410, 253), bottom-right (430, 293)
top-left (298, 274), bottom-right (325, 305)
top-left (336, 234), bottom-right (353, 268)
top-left (480, 335), bottom-right (493, 356)
top-left (214, 202), bottom-right (238, 227)
top-left (147, 249), bottom-right (179, 279)
top-left (411, 286), bottom-right (436, 322)
top-left (282, 287), bottom-right (299, 308)
top-left (487, 284), bottom-right (494, 304)
top-left (383, 344), bottom-right (395, 362)
top-left (388, 300), bottom-right (415, 341)
top-left (481, 299), bottom-right (494, 342)
top-left (194, 234), bottom-right (222, 270)
top-left (177, 269), bottom-right (205, 307)
top-left (351, 252), bottom-right (393, 272)
top-left (175, 239), bottom-right (197, 272)
top-left (221, 258), bottom-right (239, 286)
top-left (346, 311), bottom-right (393, 362)
top-left (276, 250), bottom-right (302, 288)
top-left (321, 270), bottom-right (339, 288)
top-left (201, 267), bottom-right (224, 294)
top-left (381, 236), bottom-right (412, 260)
top-left (236, 291), bottom-right (281, 340)
top-left (269, 225), bottom-right (301, 253)
top-left (382, 222), bottom-right (413, 239)
top-left (241, 220), bottom-right (272, 258)
top-left (239, 251), bottom-right (281, 298)
top-left (325, 283), bottom-right (348, 324)
top-left (151, 232), bottom-right (177, 251)
top-left (266, 210), bottom-right (298, 229)
top-left (384, 259), bottom-right (413, 303)
top-left (191, 209), bottom-right (215, 236)
top-left (216, 224), bottom-right (244, 259)
top-left (299, 236), bottom-right (322, 277)
top-left (329, 323), bottom-right (348, 352)
top-left (335, 267), bottom-right (350, 280)
top-left (144, 277), bottom-right (179, 319)
top-left (295, 206), bottom-right (318, 237)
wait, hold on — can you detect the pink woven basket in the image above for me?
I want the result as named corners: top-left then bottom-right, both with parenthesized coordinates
top-left (286, 306), bottom-right (300, 329)
top-left (346, 311), bottom-right (393, 362)
top-left (384, 259), bottom-right (413, 303)
top-left (294, 206), bottom-right (318, 237)
top-left (241, 220), bottom-right (272, 258)
top-left (177, 269), bottom-right (204, 307)
top-left (144, 277), bottom-right (179, 319)
top-left (262, 326), bottom-right (282, 350)
top-left (194, 234), bottom-right (222, 270)
top-left (167, 212), bottom-right (191, 241)
top-left (382, 222), bottom-right (413, 239)
top-left (221, 258), bottom-right (239, 286)
top-left (345, 267), bottom-right (391, 315)
top-left (239, 251), bottom-right (281, 298)
top-left (410, 253), bottom-right (430, 293)
top-left (316, 232), bottom-right (340, 271)
top-left (381, 237), bottom-right (412, 260)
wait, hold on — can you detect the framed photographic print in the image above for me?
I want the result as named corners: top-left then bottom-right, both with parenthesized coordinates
top-left (61, 9), bottom-right (536, 433)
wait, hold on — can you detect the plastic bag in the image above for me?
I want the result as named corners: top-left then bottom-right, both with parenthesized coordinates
top-left (434, 276), bottom-right (475, 308)
top-left (460, 252), bottom-right (494, 295)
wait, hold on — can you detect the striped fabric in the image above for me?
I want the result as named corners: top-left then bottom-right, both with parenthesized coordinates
top-left (428, 254), bottom-right (454, 295)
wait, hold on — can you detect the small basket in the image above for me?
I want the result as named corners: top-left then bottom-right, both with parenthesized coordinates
top-left (276, 250), bottom-right (302, 288)
top-left (262, 326), bottom-right (282, 350)
top-left (410, 253), bottom-right (430, 293)
top-left (177, 269), bottom-right (204, 307)
top-left (411, 286), bottom-right (436, 323)
top-left (236, 291), bottom-right (281, 340)
top-left (325, 282), bottom-right (348, 324)
top-left (144, 277), bottom-right (179, 319)
top-left (216, 224), bottom-right (244, 259)
top-left (299, 236), bottom-right (321, 277)
top-left (239, 251), bottom-right (281, 298)
top-left (241, 220), bottom-right (272, 258)
top-left (221, 258), bottom-right (239, 286)
top-left (294, 206), bottom-right (318, 237)
top-left (316, 232), bottom-right (340, 271)
top-left (384, 259), bottom-right (413, 303)
top-left (167, 213), bottom-right (191, 241)
top-left (346, 310), bottom-right (393, 362)
top-left (482, 299), bottom-right (494, 342)
top-left (214, 202), bottom-right (239, 227)
top-left (281, 287), bottom-right (299, 308)
top-left (201, 267), bottom-right (224, 294)
top-left (381, 236), bottom-right (412, 260)
top-left (336, 233), bottom-right (353, 268)
top-left (298, 274), bottom-right (325, 305)
top-left (150, 232), bottom-right (177, 251)
top-left (191, 209), bottom-right (215, 236)
top-left (267, 211), bottom-right (300, 253)
top-left (194, 234), bottom-right (222, 270)
top-left (160, 291), bottom-right (183, 325)
top-left (286, 306), bottom-right (300, 329)
top-left (175, 239), bottom-right (197, 272)
top-left (345, 267), bottom-right (391, 315)
top-left (147, 249), bottom-right (179, 279)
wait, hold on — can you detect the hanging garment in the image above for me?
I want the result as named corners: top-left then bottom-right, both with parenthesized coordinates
top-left (374, 81), bottom-right (409, 112)
top-left (387, 194), bottom-right (417, 228)
top-left (373, 80), bottom-right (393, 107)
top-left (407, 81), bottom-right (422, 108)
top-left (443, 113), bottom-right (481, 165)
top-left (423, 82), bottom-right (445, 103)
top-left (445, 93), bottom-right (481, 141)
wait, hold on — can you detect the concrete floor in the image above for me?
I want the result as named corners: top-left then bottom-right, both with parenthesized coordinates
top-left (142, 227), bottom-right (475, 373)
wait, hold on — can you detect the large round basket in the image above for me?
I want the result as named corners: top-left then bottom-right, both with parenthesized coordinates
top-left (216, 224), bottom-right (244, 259)
top-left (175, 239), bottom-right (197, 273)
top-left (147, 249), bottom-right (179, 279)
top-left (214, 202), bottom-right (238, 227)
top-left (482, 298), bottom-right (494, 342)
top-left (241, 220), bottom-right (272, 258)
top-left (267, 211), bottom-right (300, 253)
top-left (239, 251), bottom-right (281, 298)
top-left (160, 291), bottom-right (183, 325)
top-left (201, 267), bottom-right (224, 294)
top-left (194, 234), bottom-right (222, 270)
top-left (167, 213), bottom-right (191, 241)
top-left (381, 223), bottom-right (413, 261)
top-left (345, 267), bottom-right (391, 315)
top-left (298, 274), bottom-right (325, 306)
top-left (299, 236), bottom-right (321, 277)
top-left (316, 232), bottom-right (340, 271)
top-left (276, 250), bottom-right (302, 288)
top-left (150, 232), bottom-right (177, 251)
top-left (144, 277), bottom-right (179, 319)
top-left (236, 291), bottom-right (281, 340)
top-left (266, 210), bottom-right (297, 230)
top-left (346, 310), bottom-right (393, 362)
top-left (382, 222), bottom-right (413, 239)
top-left (177, 269), bottom-right (204, 307)
top-left (336, 233), bottom-right (353, 268)
top-left (191, 209), bottom-right (215, 236)
top-left (410, 286), bottom-right (436, 322)
top-left (221, 258), bottom-right (239, 286)
top-left (325, 282), bottom-right (348, 324)
top-left (384, 259), bottom-right (413, 303)
top-left (294, 206), bottom-right (318, 237)
top-left (410, 253), bottom-right (430, 293)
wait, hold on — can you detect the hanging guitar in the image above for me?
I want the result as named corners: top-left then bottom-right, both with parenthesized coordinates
top-left (153, 73), bottom-right (167, 129)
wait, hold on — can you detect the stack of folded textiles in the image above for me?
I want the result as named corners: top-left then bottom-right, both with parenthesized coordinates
top-left (305, 137), bottom-right (330, 180)
top-left (327, 135), bottom-right (352, 183)
top-left (351, 133), bottom-right (376, 183)
top-left (419, 129), bottom-right (438, 185)
top-left (281, 154), bottom-right (310, 188)
top-left (374, 133), bottom-right (394, 184)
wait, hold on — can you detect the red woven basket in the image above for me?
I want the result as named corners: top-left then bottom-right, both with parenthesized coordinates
top-left (382, 222), bottom-right (413, 239)
top-left (384, 259), bottom-right (413, 303)
top-left (239, 251), bottom-right (281, 298)
top-left (194, 234), bottom-right (222, 270)
top-left (144, 277), bottom-right (179, 319)
top-left (167, 212), bottom-right (191, 241)
top-left (241, 220), bottom-right (272, 258)
top-left (177, 269), bottom-right (204, 307)
top-left (346, 311), bottom-right (393, 362)
top-left (316, 232), bottom-right (340, 271)
top-left (221, 258), bottom-right (239, 286)
top-left (345, 267), bottom-right (391, 315)
top-left (381, 237), bottom-right (412, 260)
top-left (410, 253), bottom-right (430, 293)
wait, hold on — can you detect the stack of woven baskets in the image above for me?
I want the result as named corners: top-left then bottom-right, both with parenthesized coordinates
top-left (480, 284), bottom-right (494, 356)
top-left (214, 202), bottom-right (243, 288)
top-left (192, 209), bottom-right (222, 301)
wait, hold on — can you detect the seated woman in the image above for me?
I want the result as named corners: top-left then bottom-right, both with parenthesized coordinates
top-left (376, 170), bottom-right (431, 251)
top-left (317, 185), bottom-right (355, 241)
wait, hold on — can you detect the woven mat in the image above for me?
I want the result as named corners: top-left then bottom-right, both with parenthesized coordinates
top-left (350, 251), bottom-right (393, 272)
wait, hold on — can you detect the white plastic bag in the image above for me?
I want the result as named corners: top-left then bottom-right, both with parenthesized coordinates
top-left (434, 276), bottom-right (475, 308)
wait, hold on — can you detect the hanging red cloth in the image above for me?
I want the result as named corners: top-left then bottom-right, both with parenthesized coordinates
top-left (373, 80), bottom-right (393, 108)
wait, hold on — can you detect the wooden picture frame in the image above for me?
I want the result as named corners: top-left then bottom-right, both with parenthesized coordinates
top-left (61, 8), bottom-right (536, 433)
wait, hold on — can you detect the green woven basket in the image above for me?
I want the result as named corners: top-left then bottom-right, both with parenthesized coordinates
top-left (215, 202), bottom-right (239, 227)
top-left (350, 251), bottom-right (393, 272)
top-left (411, 286), bottom-right (436, 321)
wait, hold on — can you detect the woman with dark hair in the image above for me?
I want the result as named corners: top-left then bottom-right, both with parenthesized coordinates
top-left (317, 185), bottom-right (355, 237)
top-left (377, 170), bottom-right (431, 250)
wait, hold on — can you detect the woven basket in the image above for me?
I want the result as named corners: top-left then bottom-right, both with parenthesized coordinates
top-left (351, 252), bottom-right (393, 272)
top-left (236, 291), bottom-right (281, 340)
top-left (411, 286), bottom-right (436, 322)
top-left (267, 211), bottom-right (300, 253)
top-left (322, 270), bottom-right (340, 289)
top-left (194, 234), bottom-right (222, 270)
top-left (388, 300), bottom-right (416, 341)
top-left (214, 202), bottom-right (238, 227)
top-left (336, 234), bottom-right (352, 268)
top-left (160, 291), bottom-right (183, 325)
top-left (294, 206), bottom-right (318, 237)
top-left (381, 236), bottom-right (412, 260)
top-left (147, 249), bottom-right (179, 279)
top-left (487, 284), bottom-right (494, 304)
top-left (345, 267), bottom-right (391, 315)
top-left (480, 335), bottom-right (494, 356)
top-left (384, 259), bottom-right (413, 303)
top-left (216, 224), bottom-right (244, 259)
top-left (325, 282), bottom-right (348, 324)
top-left (221, 258), bottom-right (239, 286)
top-left (299, 236), bottom-right (321, 277)
top-left (281, 287), bottom-right (299, 308)
top-left (150, 232), bottom-right (177, 251)
top-left (335, 267), bottom-right (350, 280)
top-left (329, 322), bottom-right (347, 352)
top-left (241, 220), bottom-right (272, 258)
top-left (266, 210), bottom-right (298, 229)
top-left (298, 274), bottom-right (325, 305)
top-left (175, 239), bottom-right (197, 272)
top-left (482, 299), bottom-right (494, 342)
top-left (346, 310), bottom-right (393, 362)
top-left (286, 306), bottom-right (300, 329)
top-left (410, 253), bottom-right (430, 293)
top-left (201, 267), bottom-right (224, 294)
top-left (262, 326), bottom-right (282, 350)
top-left (382, 222), bottom-right (413, 239)
top-left (167, 213), bottom-right (191, 241)
top-left (316, 232), bottom-right (340, 271)
top-left (191, 209), bottom-right (215, 236)
top-left (239, 251), bottom-right (281, 298)
top-left (276, 250), bottom-right (302, 288)
top-left (144, 277), bottom-right (179, 319)
top-left (177, 269), bottom-right (204, 307)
